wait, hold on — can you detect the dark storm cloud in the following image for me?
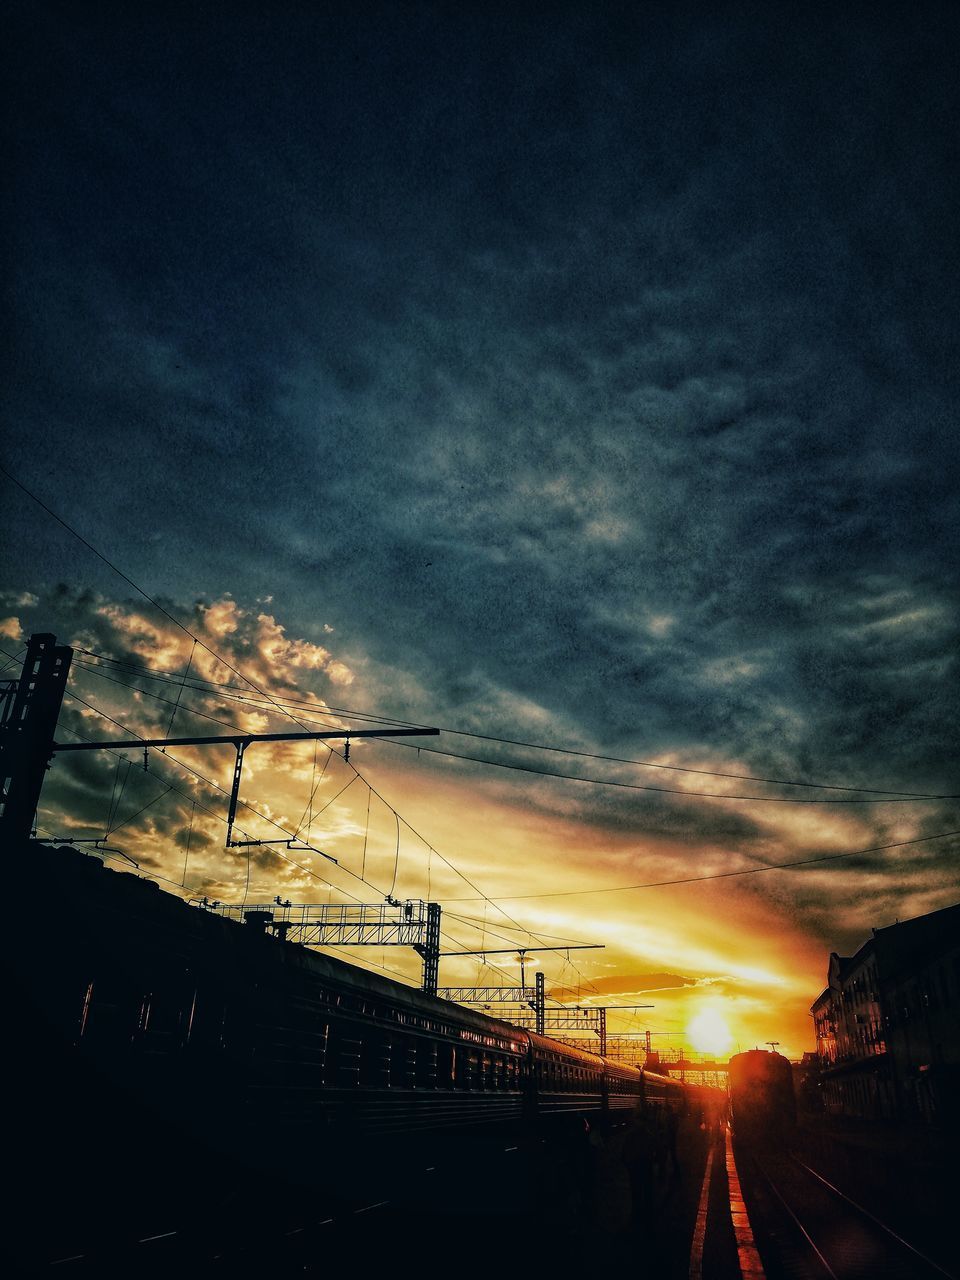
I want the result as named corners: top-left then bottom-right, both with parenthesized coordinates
top-left (3, 2), bottom-right (958, 870)
top-left (173, 823), bottom-right (212, 852)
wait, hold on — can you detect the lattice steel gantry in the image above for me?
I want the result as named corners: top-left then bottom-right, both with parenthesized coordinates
top-left (196, 898), bottom-right (444, 994)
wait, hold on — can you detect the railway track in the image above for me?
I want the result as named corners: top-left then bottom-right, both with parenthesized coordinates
top-left (740, 1144), bottom-right (956, 1280)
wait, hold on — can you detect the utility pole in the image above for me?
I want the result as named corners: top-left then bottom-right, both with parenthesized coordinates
top-left (1, 632), bottom-right (440, 848)
top-left (0, 634), bottom-right (73, 841)
top-left (417, 902), bottom-right (442, 996)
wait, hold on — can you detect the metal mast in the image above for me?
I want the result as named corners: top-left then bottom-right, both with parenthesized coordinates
top-left (0, 634), bottom-right (73, 841)
top-left (1, 632), bottom-right (440, 848)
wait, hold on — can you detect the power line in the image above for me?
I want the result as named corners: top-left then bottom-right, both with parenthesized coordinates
top-left (15, 641), bottom-right (596, 984)
top-left (378, 739), bottom-right (957, 804)
top-left (0, 644), bottom-right (26, 674)
top-left (51, 710), bottom-right (524, 985)
top-left (71, 649), bottom-right (945, 798)
top-left (0, 463), bottom-right (314, 734)
top-left (443, 829), bottom-right (960, 900)
top-left (71, 654), bottom-right (954, 806)
top-left (444, 913), bottom-right (599, 946)
top-left (64, 651), bottom-right (958, 989)
top-left (9, 638), bottom-right (958, 987)
top-left (61, 654), bottom-right (603, 990)
top-left (323, 748), bottom-right (603, 999)
top-left (36, 642), bottom-right (960, 997)
top-left (8, 638), bottom-right (580, 985)
top-left (50, 684), bottom-right (562, 981)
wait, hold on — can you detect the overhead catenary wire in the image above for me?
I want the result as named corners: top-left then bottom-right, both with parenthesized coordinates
top-left (5, 634), bottom-right (955, 989)
top-left (69, 656), bottom-right (953, 806)
top-left (108, 783), bottom-right (175, 836)
top-left (56, 650), bottom-right (960, 998)
top-left (182, 800), bottom-right (196, 886)
top-left (0, 644), bottom-right (26, 674)
top-left (444, 913), bottom-right (600, 947)
top-left (296, 739), bottom-right (325, 844)
top-left (378, 738), bottom-right (958, 804)
top-left (443, 829), bottom-right (960, 900)
top-left (53, 715), bottom-right (526, 988)
top-left (1, 428), bottom-right (951, 996)
top-left (163, 638), bottom-right (197, 740)
top-left (3, 598), bottom-right (532, 968)
top-left (3, 599), bottom-right (583, 988)
top-left (56, 652), bottom-right (605, 992)
top-left (71, 649), bottom-right (947, 799)
top-left (103, 754), bottom-right (128, 837)
top-left (62, 649), bottom-right (960, 998)
top-left (0, 464), bottom-right (316, 735)
top-left (51, 684), bottom-right (544, 986)
top-left (48, 832), bottom-right (434, 988)
top-left (314, 742), bottom-right (604, 999)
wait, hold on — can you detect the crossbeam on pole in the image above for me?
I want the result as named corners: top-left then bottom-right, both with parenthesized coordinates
top-left (436, 988), bottom-right (537, 1002)
top-left (51, 728), bottom-right (440, 751)
top-left (52, 726), bottom-right (439, 847)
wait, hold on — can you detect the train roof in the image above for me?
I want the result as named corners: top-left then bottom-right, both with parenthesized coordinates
top-left (729, 1048), bottom-right (791, 1063)
top-left (728, 1048), bottom-right (793, 1080)
top-left (19, 842), bottom-right (644, 1071)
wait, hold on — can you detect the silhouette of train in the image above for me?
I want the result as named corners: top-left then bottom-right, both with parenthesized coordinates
top-left (728, 1047), bottom-right (797, 1143)
top-left (16, 842), bottom-right (704, 1180)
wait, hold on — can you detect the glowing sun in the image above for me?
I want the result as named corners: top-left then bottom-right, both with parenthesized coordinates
top-left (686, 1008), bottom-right (733, 1057)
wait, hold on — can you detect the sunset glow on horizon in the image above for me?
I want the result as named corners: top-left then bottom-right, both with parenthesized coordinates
top-left (0, 588), bottom-right (952, 1064)
top-left (686, 1007), bottom-right (734, 1059)
top-left (3, 4), bottom-right (958, 1074)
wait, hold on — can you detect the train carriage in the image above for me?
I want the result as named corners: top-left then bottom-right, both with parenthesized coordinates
top-left (16, 843), bottom-right (701, 1172)
top-left (728, 1048), bottom-right (796, 1145)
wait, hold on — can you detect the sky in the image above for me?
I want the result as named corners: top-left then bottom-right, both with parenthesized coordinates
top-left (2, 1), bottom-right (959, 1061)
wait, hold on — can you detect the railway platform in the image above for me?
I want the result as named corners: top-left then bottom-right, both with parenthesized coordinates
top-left (538, 1105), bottom-right (958, 1280)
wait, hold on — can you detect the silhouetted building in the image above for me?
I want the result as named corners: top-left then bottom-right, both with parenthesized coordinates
top-left (793, 1051), bottom-right (822, 1115)
top-left (811, 903), bottom-right (959, 1128)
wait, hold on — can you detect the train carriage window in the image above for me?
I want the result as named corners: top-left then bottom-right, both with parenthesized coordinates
top-left (78, 981), bottom-right (94, 1039)
top-left (333, 1033), bottom-right (361, 1088)
top-left (314, 1020), bottom-right (330, 1084)
top-left (135, 977), bottom-right (192, 1052)
top-left (184, 985), bottom-right (230, 1053)
top-left (401, 1039), bottom-right (417, 1088)
top-left (460, 1049), bottom-right (472, 1091)
top-left (361, 1031), bottom-right (390, 1088)
top-left (78, 975), bottom-right (143, 1050)
top-left (416, 1041), bottom-right (438, 1090)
